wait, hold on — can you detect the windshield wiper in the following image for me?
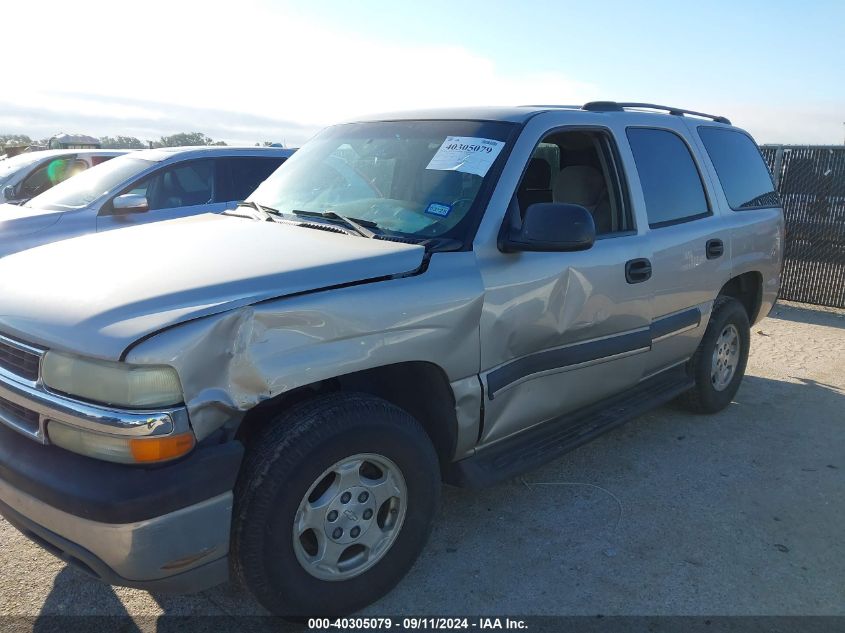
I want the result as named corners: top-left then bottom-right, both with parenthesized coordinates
top-left (235, 200), bottom-right (284, 220)
top-left (291, 210), bottom-right (378, 239)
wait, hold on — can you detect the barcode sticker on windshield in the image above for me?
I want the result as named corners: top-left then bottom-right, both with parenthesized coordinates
top-left (425, 136), bottom-right (505, 177)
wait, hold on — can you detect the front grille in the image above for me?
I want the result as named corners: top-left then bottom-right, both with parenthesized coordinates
top-left (0, 337), bottom-right (40, 381)
top-left (0, 395), bottom-right (40, 434)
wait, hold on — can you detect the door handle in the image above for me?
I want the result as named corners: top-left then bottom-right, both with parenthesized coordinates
top-left (706, 239), bottom-right (724, 259)
top-left (625, 258), bottom-right (652, 284)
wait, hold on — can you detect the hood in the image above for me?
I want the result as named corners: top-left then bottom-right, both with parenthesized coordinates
top-left (0, 213), bottom-right (425, 359)
top-left (0, 203), bottom-right (64, 254)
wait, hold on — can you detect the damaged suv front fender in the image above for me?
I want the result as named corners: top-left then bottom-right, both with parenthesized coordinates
top-left (124, 252), bottom-right (486, 444)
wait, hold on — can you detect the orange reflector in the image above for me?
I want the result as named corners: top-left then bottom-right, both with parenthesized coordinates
top-left (129, 433), bottom-right (195, 463)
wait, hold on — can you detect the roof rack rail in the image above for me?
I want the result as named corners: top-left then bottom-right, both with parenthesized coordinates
top-left (582, 101), bottom-right (731, 125)
top-left (519, 104), bottom-right (580, 109)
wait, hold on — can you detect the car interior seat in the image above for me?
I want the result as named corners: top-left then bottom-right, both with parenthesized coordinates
top-left (159, 171), bottom-right (186, 208)
top-left (552, 165), bottom-right (613, 234)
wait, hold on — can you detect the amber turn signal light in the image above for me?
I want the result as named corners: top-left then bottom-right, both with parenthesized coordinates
top-left (129, 432), bottom-right (195, 463)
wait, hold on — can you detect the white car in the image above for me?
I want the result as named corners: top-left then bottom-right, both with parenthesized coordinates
top-left (0, 149), bottom-right (128, 204)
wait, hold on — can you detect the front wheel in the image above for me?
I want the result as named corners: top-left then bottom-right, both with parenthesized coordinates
top-left (232, 393), bottom-right (440, 617)
top-left (680, 296), bottom-right (751, 413)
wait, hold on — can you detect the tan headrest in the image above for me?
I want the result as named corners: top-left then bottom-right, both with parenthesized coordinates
top-left (553, 166), bottom-right (605, 209)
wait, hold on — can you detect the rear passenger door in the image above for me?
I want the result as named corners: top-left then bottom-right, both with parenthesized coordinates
top-left (216, 156), bottom-right (287, 206)
top-left (624, 125), bottom-right (731, 375)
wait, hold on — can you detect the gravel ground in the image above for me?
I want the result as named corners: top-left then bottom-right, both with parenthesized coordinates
top-left (0, 300), bottom-right (843, 623)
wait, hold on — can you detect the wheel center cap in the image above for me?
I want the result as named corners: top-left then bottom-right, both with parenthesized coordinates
top-left (324, 485), bottom-right (377, 544)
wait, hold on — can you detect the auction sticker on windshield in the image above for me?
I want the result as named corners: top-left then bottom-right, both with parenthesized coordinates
top-left (426, 136), bottom-right (505, 177)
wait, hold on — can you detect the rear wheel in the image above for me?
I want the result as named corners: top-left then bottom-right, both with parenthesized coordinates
top-left (680, 296), bottom-right (750, 413)
top-left (232, 393), bottom-right (440, 617)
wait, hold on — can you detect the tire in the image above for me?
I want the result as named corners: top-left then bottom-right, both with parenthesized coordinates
top-left (231, 392), bottom-right (440, 617)
top-left (679, 296), bottom-right (750, 414)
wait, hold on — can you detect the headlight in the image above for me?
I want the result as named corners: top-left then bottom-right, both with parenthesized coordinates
top-left (47, 420), bottom-right (195, 464)
top-left (41, 351), bottom-right (183, 408)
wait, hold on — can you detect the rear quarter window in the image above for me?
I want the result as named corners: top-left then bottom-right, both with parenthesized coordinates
top-left (698, 127), bottom-right (780, 210)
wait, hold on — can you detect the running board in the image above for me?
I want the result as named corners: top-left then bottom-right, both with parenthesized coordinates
top-left (445, 365), bottom-right (694, 488)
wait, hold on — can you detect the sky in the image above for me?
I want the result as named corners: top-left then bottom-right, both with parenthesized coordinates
top-left (2, 0), bottom-right (843, 146)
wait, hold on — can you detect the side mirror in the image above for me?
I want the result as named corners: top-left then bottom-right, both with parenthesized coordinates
top-left (112, 193), bottom-right (149, 213)
top-left (2, 185), bottom-right (15, 201)
top-left (500, 202), bottom-right (596, 252)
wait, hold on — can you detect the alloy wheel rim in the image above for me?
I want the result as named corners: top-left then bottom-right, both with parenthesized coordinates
top-left (292, 453), bottom-right (407, 581)
top-left (711, 324), bottom-right (740, 391)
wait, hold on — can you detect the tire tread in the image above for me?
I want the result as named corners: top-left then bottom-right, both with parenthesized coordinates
top-left (231, 392), bottom-right (439, 616)
top-left (679, 296), bottom-right (750, 414)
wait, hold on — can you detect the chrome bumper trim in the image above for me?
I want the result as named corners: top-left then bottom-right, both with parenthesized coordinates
top-left (0, 476), bottom-right (232, 582)
top-left (0, 372), bottom-right (186, 443)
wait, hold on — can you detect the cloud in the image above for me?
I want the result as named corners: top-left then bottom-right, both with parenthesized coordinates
top-left (2, 0), bottom-right (840, 145)
top-left (722, 102), bottom-right (844, 145)
top-left (2, 0), bottom-right (597, 141)
top-left (0, 93), bottom-right (319, 146)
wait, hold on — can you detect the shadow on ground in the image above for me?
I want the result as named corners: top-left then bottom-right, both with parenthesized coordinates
top-left (767, 302), bottom-right (845, 329)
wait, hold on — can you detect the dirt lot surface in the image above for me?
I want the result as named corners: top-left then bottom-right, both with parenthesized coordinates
top-left (0, 301), bottom-right (843, 623)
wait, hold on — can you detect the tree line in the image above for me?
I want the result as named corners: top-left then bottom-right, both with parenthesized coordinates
top-left (1, 132), bottom-right (230, 149)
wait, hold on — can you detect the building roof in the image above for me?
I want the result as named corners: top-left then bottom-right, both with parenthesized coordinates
top-left (50, 133), bottom-right (101, 145)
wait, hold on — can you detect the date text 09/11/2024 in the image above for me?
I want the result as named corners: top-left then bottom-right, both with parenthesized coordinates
top-left (307, 617), bottom-right (529, 630)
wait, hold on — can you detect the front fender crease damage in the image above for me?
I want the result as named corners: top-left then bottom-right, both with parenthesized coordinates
top-left (124, 253), bottom-right (487, 445)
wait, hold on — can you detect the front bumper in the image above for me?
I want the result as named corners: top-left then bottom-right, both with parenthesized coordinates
top-left (0, 481), bottom-right (231, 593)
top-left (0, 335), bottom-right (243, 592)
top-left (0, 421), bottom-right (244, 592)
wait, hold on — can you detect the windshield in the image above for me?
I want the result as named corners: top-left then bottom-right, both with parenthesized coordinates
top-left (24, 156), bottom-right (154, 210)
top-left (248, 120), bottom-right (515, 241)
top-left (0, 153), bottom-right (46, 185)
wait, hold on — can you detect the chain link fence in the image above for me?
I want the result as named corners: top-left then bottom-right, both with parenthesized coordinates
top-left (760, 145), bottom-right (845, 308)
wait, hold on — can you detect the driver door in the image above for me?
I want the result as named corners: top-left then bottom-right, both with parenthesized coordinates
top-left (96, 159), bottom-right (228, 231)
top-left (476, 124), bottom-right (654, 445)
top-left (16, 157), bottom-right (84, 202)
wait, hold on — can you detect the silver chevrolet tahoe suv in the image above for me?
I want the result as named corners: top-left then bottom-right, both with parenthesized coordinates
top-left (0, 102), bottom-right (783, 616)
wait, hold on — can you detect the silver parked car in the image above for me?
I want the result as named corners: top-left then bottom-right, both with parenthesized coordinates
top-left (0, 103), bottom-right (783, 616)
top-left (0, 149), bottom-right (128, 205)
top-left (0, 146), bottom-right (295, 257)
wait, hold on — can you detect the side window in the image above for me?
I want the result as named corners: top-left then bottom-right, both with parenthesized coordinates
top-left (626, 128), bottom-right (709, 227)
top-left (123, 160), bottom-right (214, 211)
top-left (218, 157), bottom-right (286, 201)
top-left (91, 155), bottom-right (116, 167)
top-left (697, 127), bottom-right (780, 210)
top-left (65, 159), bottom-right (88, 180)
top-left (19, 165), bottom-right (52, 197)
top-left (20, 158), bottom-right (77, 197)
top-left (515, 130), bottom-right (631, 235)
